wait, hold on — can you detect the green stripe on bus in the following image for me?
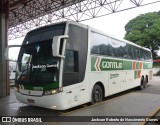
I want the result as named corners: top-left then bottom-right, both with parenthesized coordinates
top-left (43, 82), bottom-right (59, 90)
top-left (91, 57), bottom-right (152, 71)
top-left (91, 57), bottom-right (97, 71)
top-left (20, 82), bottom-right (59, 91)
top-left (143, 63), bottom-right (152, 69)
top-left (123, 61), bottom-right (132, 70)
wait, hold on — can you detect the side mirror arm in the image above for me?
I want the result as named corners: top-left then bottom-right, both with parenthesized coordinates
top-left (52, 35), bottom-right (68, 58)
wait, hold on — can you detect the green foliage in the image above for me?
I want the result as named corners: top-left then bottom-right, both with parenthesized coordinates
top-left (124, 12), bottom-right (160, 59)
top-left (153, 62), bottom-right (160, 68)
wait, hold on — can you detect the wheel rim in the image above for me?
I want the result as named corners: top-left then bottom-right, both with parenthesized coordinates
top-left (94, 89), bottom-right (102, 102)
top-left (144, 78), bottom-right (147, 88)
top-left (140, 84), bottom-right (144, 89)
top-left (140, 78), bottom-right (144, 90)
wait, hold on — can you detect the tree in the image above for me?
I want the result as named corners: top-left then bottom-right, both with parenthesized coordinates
top-left (124, 12), bottom-right (160, 59)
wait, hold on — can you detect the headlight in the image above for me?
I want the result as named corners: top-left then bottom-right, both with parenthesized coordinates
top-left (43, 88), bottom-right (62, 95)
top-left (15, 86), bottom-right (19, 92)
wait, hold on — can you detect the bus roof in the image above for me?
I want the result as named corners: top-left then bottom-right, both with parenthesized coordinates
top-left (26, 21), bottom-right (151, 52)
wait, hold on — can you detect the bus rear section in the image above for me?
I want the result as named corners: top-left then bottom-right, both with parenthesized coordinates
top-left (88, 29), bottom-right (153, 99)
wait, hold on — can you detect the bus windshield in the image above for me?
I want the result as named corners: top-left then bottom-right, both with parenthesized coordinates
top-left (16, 40), bottom-right (59, 86)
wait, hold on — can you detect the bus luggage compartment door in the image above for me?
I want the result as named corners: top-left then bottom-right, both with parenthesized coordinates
top-left (108, 72), bottom-right (125, 95)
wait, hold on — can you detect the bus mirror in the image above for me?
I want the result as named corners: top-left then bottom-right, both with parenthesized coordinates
top-left (52, 35), bottom-right (68, 58)
top-left (4, 45), bottom-right (21, 62)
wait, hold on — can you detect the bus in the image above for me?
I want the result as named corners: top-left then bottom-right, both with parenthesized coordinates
top-left (6, 21), bottom-right (153, 110)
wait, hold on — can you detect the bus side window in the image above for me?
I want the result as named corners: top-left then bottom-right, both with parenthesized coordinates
top-left (108, 44), bottom-right (113, 56)
top-left (143, 51), bottom-right (147, 60)
top-left (99, 44), bottom-right (106, 55)
top-left (122, 45), bottom-right (128, 58)
top-left (134, 48), bottom-right (140, 60)
top-left (138, 49), bottom-right (141, 60)
top-left (63, 50), bottom-right (79, 86)
top-left (141, 50), bottom-right (145, 61)
top-left (128, 45), bottom-right (133, 59)
top-left (64, 50), bottom-right (79, 72)
top-left (146, 51), bottom-right (152, 61)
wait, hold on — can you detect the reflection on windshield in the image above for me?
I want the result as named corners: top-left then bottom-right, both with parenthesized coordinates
top-left (16, 40), bottom-right (59, 86)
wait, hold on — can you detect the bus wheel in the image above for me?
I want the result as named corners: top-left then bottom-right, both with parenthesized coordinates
top-left (140, 77), bottom-right (145, 90)
top-left (144, 77), bottom-right (147, 88)
top-left (91, 85), bottom-right (103, 104)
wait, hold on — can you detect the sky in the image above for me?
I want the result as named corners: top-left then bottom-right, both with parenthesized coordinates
top-left (83, 2), bottom-right (160, 39)
top-left (8, 2), bottom-right (160, 60)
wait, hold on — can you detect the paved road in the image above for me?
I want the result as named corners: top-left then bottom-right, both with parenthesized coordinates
top-left (0, 76), bottom-right (160, 125)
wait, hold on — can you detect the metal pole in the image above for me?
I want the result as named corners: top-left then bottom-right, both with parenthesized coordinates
top-left (0, 0), bottom-right (10, 97)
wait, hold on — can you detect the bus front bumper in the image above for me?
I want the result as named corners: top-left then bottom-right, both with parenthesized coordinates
top-left (15, 91), bottom-right (67, 110)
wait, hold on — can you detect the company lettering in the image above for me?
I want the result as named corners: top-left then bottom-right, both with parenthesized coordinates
top-left (102, 61), bottom-right (122, 69)
top-left (32, 64), bottom-right (58, 70)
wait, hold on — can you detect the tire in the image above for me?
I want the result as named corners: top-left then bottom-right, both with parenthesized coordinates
top-left (140, 77), bottom-right (145, 90)
top-left (91, 85), bottom-right (103, 104)
top-left (143, 77), bottom-right (147, 88)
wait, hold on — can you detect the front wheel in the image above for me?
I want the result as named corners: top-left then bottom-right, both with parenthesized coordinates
top-left (91, 85), bottom-right (103, 104)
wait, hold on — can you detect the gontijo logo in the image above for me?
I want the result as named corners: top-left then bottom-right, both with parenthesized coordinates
top-left (102, 61), bottom-right (123, 69)
top-left (92, 57), bottom-right (123, 71)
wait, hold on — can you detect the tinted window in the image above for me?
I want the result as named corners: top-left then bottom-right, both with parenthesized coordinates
top-left (91, 32), bottom-right (126, 58)
top-left (91, 32), bottom-right (109, 55)
top-left (16, 40), bottom-right (59, 85)
top-left (91, 32), bottom-right (124, 57)
top-left (146, 50), bottom-right (152, 61)
top-left (90, 31), bottom-right (152, 61)
top-left (127, 45), bottom-right (134, 59)
top-left (63, 24), bottom-right (88, 87)
top-left (64, 50), bottom-right (78, 72)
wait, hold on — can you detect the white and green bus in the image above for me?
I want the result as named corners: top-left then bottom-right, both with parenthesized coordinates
top-left (6, 21), bottom-right (153, 110)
